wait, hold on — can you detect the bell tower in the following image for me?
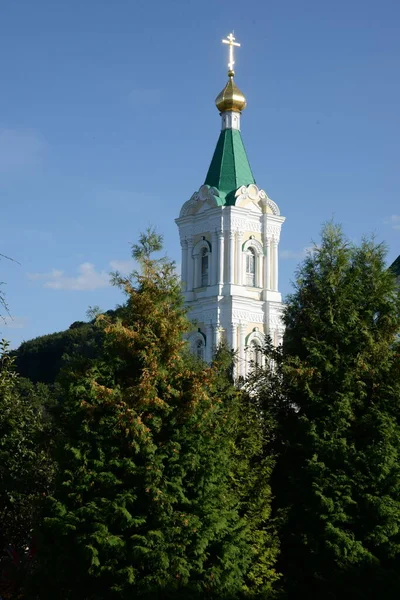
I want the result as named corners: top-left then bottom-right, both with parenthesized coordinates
top-left (175, 33), bottom-right (285, 376)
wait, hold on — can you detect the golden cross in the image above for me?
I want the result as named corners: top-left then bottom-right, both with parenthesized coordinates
top-left (222, 32), bottom-right (241, 73)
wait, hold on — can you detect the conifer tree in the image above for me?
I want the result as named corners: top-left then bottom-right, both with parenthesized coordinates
top-left (0, 341), bottom-right (54, 599)
top-left (267, 224), bottom-right (400, 599)
top-left (33, 230), bottom-right (278, 600)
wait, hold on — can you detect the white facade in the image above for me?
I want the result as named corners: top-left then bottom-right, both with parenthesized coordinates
top-left (175, 182), bottom-right (285, 377)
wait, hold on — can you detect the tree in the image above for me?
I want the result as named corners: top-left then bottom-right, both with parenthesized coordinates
top-left (0, 341), bottom-right (55, 599)
top-left (265, 224), bottom-right (400, 599)
top-left (33, 229), bottom-right (278, 600)
top-left (12, 312), bottom-right (119, 384)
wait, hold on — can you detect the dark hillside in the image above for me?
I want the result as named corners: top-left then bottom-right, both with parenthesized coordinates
top-left (12, 310), bottom-right (119, 384)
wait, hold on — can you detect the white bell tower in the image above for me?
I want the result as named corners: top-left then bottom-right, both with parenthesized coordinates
top-left (175, 34), bottom-right (285, 376)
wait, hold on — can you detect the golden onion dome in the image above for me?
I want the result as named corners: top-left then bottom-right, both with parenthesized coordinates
top-left (215, 70), bottom-right (247, 113)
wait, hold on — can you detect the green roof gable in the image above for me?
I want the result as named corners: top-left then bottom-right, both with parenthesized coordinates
top-left (204, 129), bottom-right (255, 204)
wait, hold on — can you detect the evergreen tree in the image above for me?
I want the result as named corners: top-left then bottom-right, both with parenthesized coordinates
top-left (267, 224), bottom-right (400, 599)
top-left (33, 230), bottom-right (278, 600)
top-left (0, 341), bottom-right (55, 599)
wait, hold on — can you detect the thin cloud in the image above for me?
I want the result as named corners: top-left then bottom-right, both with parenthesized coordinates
top-left (385, 215), bottom-right (400, 231)
top-left (280, 247), bottom-right (314, 260)
top-left (28, 254), bottom-right (177, 292)
top-left (28, 263), bottom-right (110, 291)
top-left (109, 259), bottom-right (136, 276)
top-left (0, 128), bottom-right (47, 172)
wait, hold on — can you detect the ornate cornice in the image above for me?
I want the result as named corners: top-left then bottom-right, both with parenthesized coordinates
top-left (235, 184), bottom-right (281, 216)
top-left (179, 185), bottom-right (220, 218)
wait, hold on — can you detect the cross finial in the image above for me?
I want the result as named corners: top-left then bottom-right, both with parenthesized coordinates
top-left (222, 32), bottom-right (240, 75)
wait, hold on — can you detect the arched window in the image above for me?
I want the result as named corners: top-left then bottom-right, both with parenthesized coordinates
top-left (245, 328), bottom-right (265, 375)
top-left (192, 239), bottom-right (211, 288)
top-left (249, 340), bottom-right (261, 368)
top-left (246, 248), bottom-right (256, 287)
top-left (189, 331), bottom-right (206, 362)
top-left (201, 248), bottom-right (209, 287)
top-left (195, 338), bottom-right (204, 359)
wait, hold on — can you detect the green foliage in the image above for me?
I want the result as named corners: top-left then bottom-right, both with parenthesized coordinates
top-left (12, 312), bottom-right (119, 384)
top-left (33, 230), bottom-right (277, 600)
top-left (267, 224), bottom-right (400, 599)
top-left (0, 340), bottom-right (55, 599)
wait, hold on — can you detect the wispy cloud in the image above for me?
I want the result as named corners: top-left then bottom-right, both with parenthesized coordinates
top-left (280, 247), bottom-right (314, 260)
top-left (28, 257), bottom-right (142, 291)
top-left (1, 316), bottom-right (28, 329)
top-left (28, 263), bottom-right (110, 291)
top-left (109, 259), bottom-right (136, 276)
top-left (0, 128), bottom-right (47, 172)
top-left (385, 215), bottom-right (400, 231)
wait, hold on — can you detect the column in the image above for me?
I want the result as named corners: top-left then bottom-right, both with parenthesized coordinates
top-left (218, 231), bottom-right (224, 285)
top-left (211, 231), bottom-right (218, 285)
top-left (272, 239), bottom-right (278, 291)
top-left (258, 248), bottom-right (263, 289)
top-left (181, 239), bottom-right (187, 291)
top-left (230, 323), bottom-right (238, 379)
top-left (264, 238), bottom-right (271, 290)
top-left (229, 323), bottom-right (237, 351)
top-left (236, 231), bottom-right (243, 285)
top-left (242, 250), bottom-right (247, 287)
top-left (213, 325), bottom-right (221, 351)
top-left (228, 232), bottom-right (235, 284)
top-left (239, 323), bottom-right (247, 377)
top-left (205, 324), bottom-right (213, 363)
top-left (193, 252), bottom-right (199, 289)
top-left (187, 238), bottom-right (193, 291)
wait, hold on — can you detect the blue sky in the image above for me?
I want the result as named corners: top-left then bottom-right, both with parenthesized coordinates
top-left (1, 0), bottom-right (399, 348)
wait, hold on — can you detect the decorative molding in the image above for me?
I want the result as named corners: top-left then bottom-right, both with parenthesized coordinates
top-left (266, 224), bottom-right (281, 239)
top-left (193, 220), bottom-right (219, 235)
top-left (242, 237), bottom-right (263, 255)
top-left (260, 195), bottom-right (280, 216)
top-left (192, 238), bottom-right (212, 257)
top-left (201, 310), bottom-right (217, 323)
top-left (267, 304), bottom-right (285, 332)
top-left (235, 183), bottom-right (263, 203)
top-left (188, 330), bottom-right (206, 343)
top-left (198, 184), bottom-right (219, 202)
top-left (266, 197), bottom-right (280, 215)
top-left (232, 309), bottom-right (264, 324)
top-left (245, 328), bottom-right (265, 346)
top-left (231, 218), bottom-right (262, 233)
top-left (268, 315), bottom-right (284, 328)
top-left (188, 330), bottom-right (207, 360)
top-left (179, 192), bottom-right (199, 218)
top-left (179, 186), bottom-right (220, 218)
top-left (190, 310), bottom-right (217, 324)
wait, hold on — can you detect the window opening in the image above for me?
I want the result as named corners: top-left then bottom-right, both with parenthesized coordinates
top-left (201, 248), bottom-right (209, 287)
top-left (249, 340), bottom-right (261, 367)
top-left (246, 248), bottom-right (256, 286)
top-left (195, 339), bottom-right (204, 360)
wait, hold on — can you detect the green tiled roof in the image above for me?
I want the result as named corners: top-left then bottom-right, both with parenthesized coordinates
top-left (204, 129), bottom-right (255, 205)
top-left (390, 255), bottom-right (400, 278)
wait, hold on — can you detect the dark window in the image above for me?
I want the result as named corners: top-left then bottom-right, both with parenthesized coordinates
top-left (246, 248), bottom-right (256, 286)
top-left (249, 340), bottom-right (261, 367)
top-left (195, 339), bottom-right (204, 359)
top-left (201, 248), bottom-right (209, 286)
